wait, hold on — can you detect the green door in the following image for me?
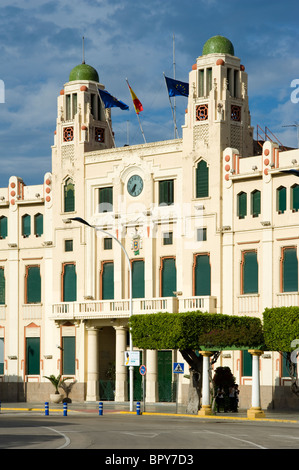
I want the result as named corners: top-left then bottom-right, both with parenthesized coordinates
top-left (158, 351), bottom-right (173, 402)
top-left (132, 260), bottom-right (145, 298)
top-left (243, 251), bottom-right (258, 294)
top-left (242, 350), bottom-right (252, 377)
top-left (26, 337), bottom-right (40, 375)
top-left (194, 254), bottom-right (211, 296)
top-left (63, 264), bottom-right (77, 301)
top-left (161, 258), bottom-right (176, 297)
top-left (62, 336), bottom-right (75, 375)
top-left (102, 262), bottom-right (114, 299)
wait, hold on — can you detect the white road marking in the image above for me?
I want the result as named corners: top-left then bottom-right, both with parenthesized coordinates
top-left (194, 430), bottom-right (267, 449)
top-left (43, 427), bottom-right (71, 449)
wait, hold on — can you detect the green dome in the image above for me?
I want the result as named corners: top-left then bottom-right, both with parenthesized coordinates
top-left (69, 63), bottom-right (99, 82)
top-left (202, 35), bottom-right (234, 56)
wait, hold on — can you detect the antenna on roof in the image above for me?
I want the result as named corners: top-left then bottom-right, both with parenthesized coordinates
top-left (82, 36), bottom-right (85, 64)
top-left (282, 122), bottom-right (299, 148)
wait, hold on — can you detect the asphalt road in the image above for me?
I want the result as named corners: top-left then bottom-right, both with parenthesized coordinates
top-left (1, 411), bottom-right (299, 452)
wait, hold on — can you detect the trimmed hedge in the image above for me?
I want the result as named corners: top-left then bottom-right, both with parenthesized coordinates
top-left (129, 311), bottom-right (264, 351)
top-left (263, 307), bottom-right (299, 352)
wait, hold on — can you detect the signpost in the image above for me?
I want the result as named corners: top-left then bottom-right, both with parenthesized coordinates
top-left (139, 365), bottom-right (146, 413)
top-left (173, 362), bottom-right (184, 413)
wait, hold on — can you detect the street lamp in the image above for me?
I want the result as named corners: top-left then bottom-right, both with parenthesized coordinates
top-left (69, 217), bottom-right (134, 412)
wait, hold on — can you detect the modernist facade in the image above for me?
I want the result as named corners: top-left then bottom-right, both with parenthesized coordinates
top-left (0, 35), bottom-right (298, 408)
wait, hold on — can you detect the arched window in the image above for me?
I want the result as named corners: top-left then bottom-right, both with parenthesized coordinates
top-left (22, 214), bottom-right (31, 237)
top-left (161, 257), bottom-right (176, 297)
top-left (194, 254), bottom-right (211, 296)
top-left (101, 262), bottom-right (114, 300)
top-left (196, 160), bottom-right (209, 198)
top-left (34, 213), bottom-right (43, 237)
top-left (281, 247), bottom-right (298, 292)
top-left (0, 216), bottom-right (7, 239)
top-left (62, 263), bottom-right (77, 302)
top-left (251, 190), bottom-right (261, 218)
top-left (241, 251), bottom-right (258, 294)
top-left (237, 192), bottom-right (247, 219)
top-left (64, 178), bottom-right (75, 213)
top-left (291, 184), bottom-right (299, 212)
top-left (277, 186), bottom-right (286, 214)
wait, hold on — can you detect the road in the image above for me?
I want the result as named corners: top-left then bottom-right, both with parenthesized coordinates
top-left (0, 411), bottom-right (299, 451)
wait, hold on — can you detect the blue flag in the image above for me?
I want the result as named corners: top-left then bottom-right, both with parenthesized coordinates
top-left (98, 89), bottom-right (129, 110)
top-left (165, 76), bottom-right (189, 97)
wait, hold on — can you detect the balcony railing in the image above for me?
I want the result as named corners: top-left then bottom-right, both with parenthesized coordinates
top-left (51, 296), bottom-right (218, 320)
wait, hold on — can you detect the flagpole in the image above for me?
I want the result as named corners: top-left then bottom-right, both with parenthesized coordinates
top-left (173, 33), bottom-right (177, 139)
top-left (126, 78), bottom-right (146, 144)
top-left (163, 72), bottom-right (179, 139)
top-left (97, 89), bottom-right (116, 147)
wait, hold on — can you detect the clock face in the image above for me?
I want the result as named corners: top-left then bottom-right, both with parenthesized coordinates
top-left (127, 175), bottom-right (143, 197)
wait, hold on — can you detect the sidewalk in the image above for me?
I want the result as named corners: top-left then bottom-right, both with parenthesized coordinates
top-left (1, 401), bottom-right (299, 422)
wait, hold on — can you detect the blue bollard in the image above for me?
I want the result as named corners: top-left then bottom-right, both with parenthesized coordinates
top-left (45, 402), bottom-right (49, 416)
top-left (63, 402), bottom-right (67, 416)
top-left (99, 402), bottom-right (103, 416)
top-left (136, 401), bottom-right (141, 415)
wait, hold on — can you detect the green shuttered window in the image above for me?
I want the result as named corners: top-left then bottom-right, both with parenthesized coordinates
top-left (102, 262), bottom-right (114, 300)
top-left (251, 190), bottom-right (261, 217)
top-left (63, 264), bottom-right (77, 301)
top-left (242, 350), bottom-right (252, 377)
top-left (0, 216), bottom-right (7, 239)
top-left (196, 160), bottom-right (209, 198)
top-left (34, 213), bottom-right (43, 237)
top-left (277, 186), bottom-right (286, 214)
top-left (237, 192), bottom-right (247, 219)
top-left (26, 266), bottom-right (41, 304)
top-left (292, 184), bottom-right (299, 212)
top-left (64, 178), bottom-right (75, 213)
top-left (161, 258), bottom-right (176, 297)
top-left (242, 251), bottom-right (258, 294)
top-left (22, 214), bottom-right (31, 237)
top-left (99, 187), bottom-right (113, 212)
top-left (132, 260), bottom-right (145, 298)
top-left (194, 254), bottom-right (211, 296)
top-left (26, 337), bottom-right (40, 375)
top-left (159, 180), bottom-right (174, 206)
top-left (0, 268), bottom-right (5, 305)
top-left (282, 247), bottom-right (298, 292)
top-left (62, 336), bottom-right (75, 375)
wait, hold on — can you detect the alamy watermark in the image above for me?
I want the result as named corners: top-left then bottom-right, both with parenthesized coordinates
top-left (291, 79), bottom-right (299, 103)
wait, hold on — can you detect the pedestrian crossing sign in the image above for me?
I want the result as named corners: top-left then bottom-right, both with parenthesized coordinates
top-left (173, 362), bottom-right (184, 374)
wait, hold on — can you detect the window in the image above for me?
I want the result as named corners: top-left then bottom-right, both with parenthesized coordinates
top-left (241, 251), bottom-right (258, 294)
top-left (99, 187), bottom-right (113, 213)
top-left (237, 192), bottom-right (247, 219)
top-left (132, 260), bottom-right (145, 299)
top-left (194, 254), bottom-right (211, 296)
top-left (161, 257), bottom-right (176, 297)
top-left (26, 266), bottom-right (41, 304)
top-left (62, 336), bottom-right (75, 375)
top-left (198, 69), bottom-right (204, 97)
top-left (233, 69), bottom-right (239, 98)
top-left (62, 263), bottom-right (77, 302)
top-left (22, 214), bottom-right (31, 237)
top-left (163, 232), bottom-right (173, 245)
top-left (282, 247), bottom-right (298, 293)
top-left (34, 213), bottom-right (43, 237)
top-left (291, 184), bottom-right (299, 212)
top-left (0, 268), bottom-right (5, 305)
top-left (277, 186), bottom-right (286, 214)
top-left (104, 238), bottom-right (112, 250)
top-left (64, 178), bottom-right (75, 212)
top-left (159, 180), bottom-right (174, 206)
top-left (242, 350), bottom-right (252, 377)
top-left (0, 337), bottom-right (3, 375)
top-left (26, 337), bottom-right (40, 375)
top-left (196, 160), bottom-right (209, 198)
top-left (65, 93), bottom-right (77, 120)
top-left (101, 262), bottom-right (114, 300)
top-left (65, 239), bottom-right (73, 252)
top-left (0, 216), bottom-right (7, 239)
top-left (197, 228), bottom-right (207, 241)
top-left (207, 68), bottom-right (212, 95)
top-left (251, 190), bottom-right (261, 217)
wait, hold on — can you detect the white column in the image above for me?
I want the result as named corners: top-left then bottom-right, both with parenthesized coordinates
top-left (114, 326), bottom-right (128, 402)
top-left (146, 349), bottom-right (158, 402)
top-left (198, 351), bottom-right (213, 416)
top-left (86, 327), bottom-right (99, 401)
top-left (247, 350), bottom-right (265, 418)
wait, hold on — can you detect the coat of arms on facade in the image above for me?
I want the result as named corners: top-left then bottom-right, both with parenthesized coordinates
top-left (131, 232), bottom-right (142, 255)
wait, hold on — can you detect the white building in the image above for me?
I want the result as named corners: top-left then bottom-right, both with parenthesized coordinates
top-left (0, 35), bottom-right (298, 409)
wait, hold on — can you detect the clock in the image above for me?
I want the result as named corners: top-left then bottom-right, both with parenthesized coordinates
top-left (127, 175), bottom-right (143, 197)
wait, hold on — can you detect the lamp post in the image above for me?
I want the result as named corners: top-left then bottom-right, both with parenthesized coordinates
top-left (69, 217), bottom-right (134, 412)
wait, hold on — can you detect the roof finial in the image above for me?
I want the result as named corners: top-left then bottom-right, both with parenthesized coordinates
top-left (82, 36), bottom-right (85, 64)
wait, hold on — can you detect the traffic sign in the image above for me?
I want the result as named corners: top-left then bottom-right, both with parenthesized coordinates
top-left (139, 365), bottom-right (147, 376)
top-left (173, 362), bottom-right (184, 374)
top-left (124, 351), bottom-right (140, 366)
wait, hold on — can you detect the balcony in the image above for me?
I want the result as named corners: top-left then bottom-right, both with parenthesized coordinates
top-left (51, 296), bottom-right (218, 321)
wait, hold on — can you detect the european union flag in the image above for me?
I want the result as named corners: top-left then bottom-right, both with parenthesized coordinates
top-left (98, 89), bottom-right (129, 110)
top-left (165, 76), bottom-right (189, 97)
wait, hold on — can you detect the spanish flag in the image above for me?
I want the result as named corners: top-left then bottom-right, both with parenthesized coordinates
top-left (127, 80), bottom-right (143, 114)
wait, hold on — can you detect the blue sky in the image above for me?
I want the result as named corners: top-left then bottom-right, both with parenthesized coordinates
top-left (0, 0), bottom-right (299, 187)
